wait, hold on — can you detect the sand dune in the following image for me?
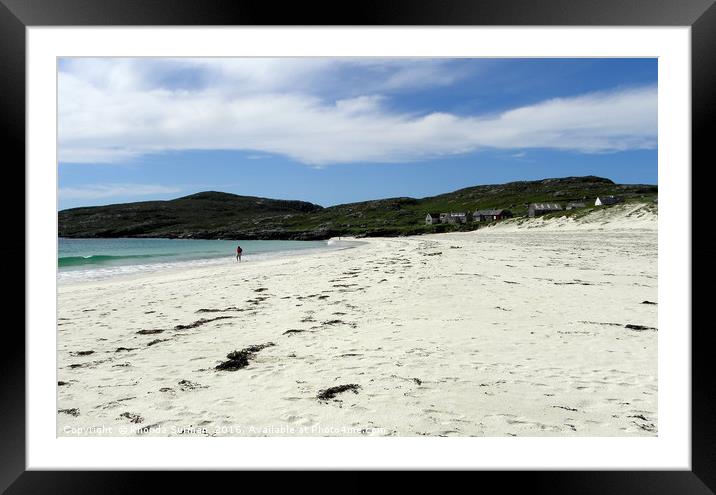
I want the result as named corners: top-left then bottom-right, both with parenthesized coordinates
top-left (57, 204), bottom-right (657, 437)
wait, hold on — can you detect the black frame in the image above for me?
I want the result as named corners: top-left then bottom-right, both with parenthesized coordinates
top-left (1, 0), bottom-right (709, 490)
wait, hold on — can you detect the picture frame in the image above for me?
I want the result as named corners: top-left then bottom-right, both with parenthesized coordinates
top-left (2, 0), bottom-right (709, 489)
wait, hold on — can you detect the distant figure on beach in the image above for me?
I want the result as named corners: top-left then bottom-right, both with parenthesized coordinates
top-left (236, 244), bottom-right (243, 262)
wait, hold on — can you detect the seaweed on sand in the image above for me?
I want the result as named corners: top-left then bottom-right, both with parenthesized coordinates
top-left (119, 412), bottom-right (144, 424)
top-left (625, 324), bottom-right (657, 331)
top-left (178, 379), bottom-right (206, 391)
top-left (175, 315), bottom-right (234, 330)
top-left (216, 351), bottom-right (251, 370)
top-left (215, 342), bottom-right (276, 371)
top-left (71, 350), bottom-right (95, 356)
top-left (317, 384), bottom-right (361, 401)
top-left (196, 307), bottom-right (244, 313)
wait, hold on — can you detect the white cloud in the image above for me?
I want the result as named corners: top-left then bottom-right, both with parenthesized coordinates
top-left (58, 59), bottom-right (657, 166)
top-left (59, 184), bottom-right (182, 200)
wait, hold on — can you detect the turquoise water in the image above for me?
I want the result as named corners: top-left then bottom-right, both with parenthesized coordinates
top-left (58, 237), bottom-right (339, 282)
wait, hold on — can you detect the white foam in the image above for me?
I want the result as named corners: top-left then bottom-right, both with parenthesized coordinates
top-left (57, 240), bottom-right (362, 284)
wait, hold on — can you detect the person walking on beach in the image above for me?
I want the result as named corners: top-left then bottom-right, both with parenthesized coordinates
top-left (236, 244), bottom-right (243, 262)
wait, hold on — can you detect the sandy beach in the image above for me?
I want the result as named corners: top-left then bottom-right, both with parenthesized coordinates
top-left (57, 203), bottom-right (657, 437)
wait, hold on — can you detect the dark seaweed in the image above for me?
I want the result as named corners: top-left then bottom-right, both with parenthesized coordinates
top-left (215, 342), bottom-right (275, 371)
top-left (175, 315), bottom-right (234, 330)
top-left (72, 350), bottom-right (95, 356)
top-left (317, 384), bottom-right (361, 401)
top-left (136, 329), bottom-right (164, 335)
top-left (119, 412), bottom-right (144, 424)
top-left (625, 324), bottom-right (657, 331)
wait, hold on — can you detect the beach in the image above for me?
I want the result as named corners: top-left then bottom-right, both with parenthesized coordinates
top-left (57, 203), bottom-right (658, 437)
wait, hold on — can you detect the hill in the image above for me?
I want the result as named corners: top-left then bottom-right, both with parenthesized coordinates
top-left (58, 191), bottom-right (323, 238)
top-left (58, 176), bottom-right (657, 240)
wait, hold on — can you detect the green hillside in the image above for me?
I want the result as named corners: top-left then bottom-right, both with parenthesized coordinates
top-left (58, 176), bottom-right (657, 240)
top-left (58, 191), bottom-right (323, 238)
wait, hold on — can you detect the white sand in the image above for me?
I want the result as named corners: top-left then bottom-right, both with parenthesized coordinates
top-left (57, 203), bottom-right (658, 437)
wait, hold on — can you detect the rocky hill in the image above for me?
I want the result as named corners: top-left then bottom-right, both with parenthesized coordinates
top-left (58, 191), bottom-right (323, 238)
top-left (58, 176), bottom-right (657, 240)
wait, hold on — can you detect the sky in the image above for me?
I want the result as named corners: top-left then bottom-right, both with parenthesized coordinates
top-left (58, 58), bottom-right (657, 210)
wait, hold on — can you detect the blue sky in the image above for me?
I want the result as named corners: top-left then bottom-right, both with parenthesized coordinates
top-left (58, 58), bottom-right (657, 210)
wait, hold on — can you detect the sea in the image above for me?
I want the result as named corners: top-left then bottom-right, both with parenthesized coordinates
top-left (58, 237), bottom-right (355, 283)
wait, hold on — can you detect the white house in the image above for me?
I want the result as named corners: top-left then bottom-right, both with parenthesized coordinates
top-left (425, 213), bottom-right (441, 225)
top-left (595, 196), bottom-right (624, 206)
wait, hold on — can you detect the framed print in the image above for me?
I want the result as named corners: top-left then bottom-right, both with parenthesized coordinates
top-left (2, 0), bottom-right (711, 490)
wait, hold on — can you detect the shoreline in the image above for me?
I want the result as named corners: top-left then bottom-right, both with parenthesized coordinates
top-left (58, 239), bottom-right (365, 286)
top-left (57, 202), bottom-right (656, 286)
top-left (58, 207), bottom-right (657, 437)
